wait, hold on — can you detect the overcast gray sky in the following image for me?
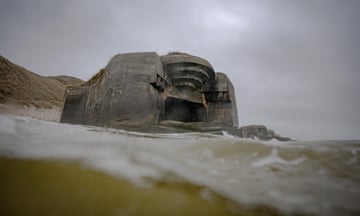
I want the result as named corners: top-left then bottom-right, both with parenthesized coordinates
top-left (1, 0), bottom-right (359, 140)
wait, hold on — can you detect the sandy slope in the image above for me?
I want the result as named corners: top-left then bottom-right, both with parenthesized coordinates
top-left (0, 54), bottom-right (84, 121)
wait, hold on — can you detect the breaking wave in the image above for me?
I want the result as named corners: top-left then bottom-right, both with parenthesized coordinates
top-left (1, 114), bottom-right (359, 215)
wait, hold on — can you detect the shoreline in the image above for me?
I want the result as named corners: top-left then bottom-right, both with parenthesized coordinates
top-left (0, 103), bottom-right (62, 122)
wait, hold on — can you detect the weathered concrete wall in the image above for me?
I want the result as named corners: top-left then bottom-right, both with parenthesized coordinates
top-left (82, 69), bottom-right (107, 125)
top-left (95, 52), bottom-right (165, 128)
top-left (206, 73), bottom-right (238, 127)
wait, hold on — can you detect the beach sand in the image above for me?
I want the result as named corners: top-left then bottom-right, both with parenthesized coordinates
top-left (0, 103), bottom-right (62, 122)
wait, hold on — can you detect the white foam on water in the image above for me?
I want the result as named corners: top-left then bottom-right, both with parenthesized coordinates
top-left (251, 149), bottom-right (306, 167)
top-left (0, 115), bottom-right (17, 135)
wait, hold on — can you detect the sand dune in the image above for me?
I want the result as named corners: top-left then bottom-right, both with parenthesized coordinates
top-left (0, 55), bottom-right (84, 121)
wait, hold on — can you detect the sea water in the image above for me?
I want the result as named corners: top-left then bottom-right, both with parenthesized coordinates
top-left (0, 114), bottom-right (359, 215)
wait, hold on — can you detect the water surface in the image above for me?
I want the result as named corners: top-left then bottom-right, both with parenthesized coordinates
top-left (1, 115), bottom-right (359, 215)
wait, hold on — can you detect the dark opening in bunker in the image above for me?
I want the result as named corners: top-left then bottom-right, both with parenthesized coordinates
top-left (163, 97), bottom-right (207, 122)
top-left (61, 95), bottom-right (86, 124)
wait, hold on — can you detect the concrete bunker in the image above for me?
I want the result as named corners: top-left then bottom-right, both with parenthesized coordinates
top-left (61, 52), bottom-right (238, 131)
